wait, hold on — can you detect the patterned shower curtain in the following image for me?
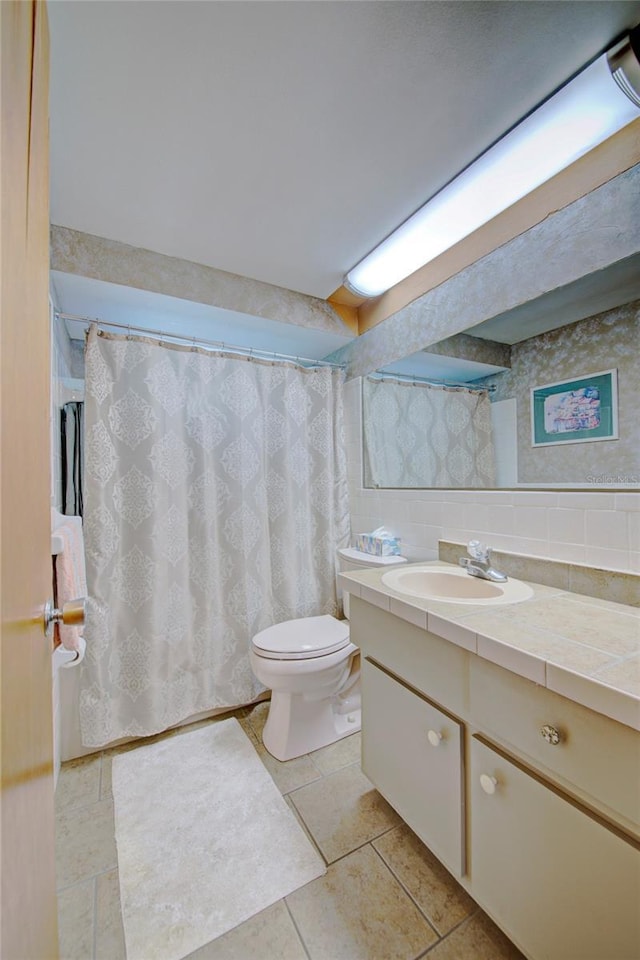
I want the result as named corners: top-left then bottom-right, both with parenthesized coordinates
top-left (61, 400), bottom-right (84, 516)
top-left (79, 326), bottom-right (349, 747)
top-left (363, 376), bottom-right (496, 488)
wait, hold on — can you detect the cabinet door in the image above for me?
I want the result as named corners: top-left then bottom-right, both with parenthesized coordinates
top-left (362, 657), bottom-right (464, 875)
top-left (471, 737), bottom-right (640, 960)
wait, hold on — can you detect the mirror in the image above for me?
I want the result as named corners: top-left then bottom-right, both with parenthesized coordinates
top-left (362, 262), bottom-right (640, 490)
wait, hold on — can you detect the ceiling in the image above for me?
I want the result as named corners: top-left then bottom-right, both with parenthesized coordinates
top-left (49, 0), bottom-right (640, 304)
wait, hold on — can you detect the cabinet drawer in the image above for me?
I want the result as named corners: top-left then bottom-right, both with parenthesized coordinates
top-left (350, 595), bottom-right (468, 716)
top-left (362, 657), bottom-right (465, 876)
top-left (470, 656), bottom-right (640, 830)
top-left (470, 736), bottom-right (640, 960)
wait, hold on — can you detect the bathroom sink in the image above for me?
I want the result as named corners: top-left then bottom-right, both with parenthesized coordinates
top-left (380, 564), bottom-right (534, 605)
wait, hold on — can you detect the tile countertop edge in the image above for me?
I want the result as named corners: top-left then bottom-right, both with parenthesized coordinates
top-left (338, 564), bottom-right (640, 733)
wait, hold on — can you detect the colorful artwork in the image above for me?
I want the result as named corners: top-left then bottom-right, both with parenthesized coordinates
top-left (543, 386), bottom-right (601, 434)
top-left (531, 370), bottom-right (618, 447)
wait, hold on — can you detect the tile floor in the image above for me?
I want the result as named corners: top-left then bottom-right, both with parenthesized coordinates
top-left (55, 702), bottom-right (525, 960)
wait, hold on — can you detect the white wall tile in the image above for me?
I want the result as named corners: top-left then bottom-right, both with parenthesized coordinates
top-left (585, 510), bottom-right (628, 550)
top-left (615, 493), bottom-right (640, 512)
top-left (547, 508), bottom-right (585, 544)
top-left (513, 506), bottom-right (548, 540)
top-left (547, 542), bottom-right (587, 564)
top-left (505, 538), bottom-right (549, 557)
top-left (462, 502), bottom-right (491, 533)
top-left (487, 505), bottom-right (515, 535)
top-left (561, 493), bottom-right (616, 510)
top-left (408, 500), bottom-right (443, 525)
top-left (628, 513), bottom-right (640, 552)
top-left (512, 492), bottom-right (559, 507)
top-left (584, 546), bottom-right (633, 572)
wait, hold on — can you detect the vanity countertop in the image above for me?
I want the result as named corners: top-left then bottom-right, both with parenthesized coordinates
top-left (339, 561), bottom-right (640, 732)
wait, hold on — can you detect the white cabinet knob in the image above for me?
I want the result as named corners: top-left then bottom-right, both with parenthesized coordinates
top-left (480, 774), bottom-right (498, 795)
top-left (427, 729), bottom-right (442, 747)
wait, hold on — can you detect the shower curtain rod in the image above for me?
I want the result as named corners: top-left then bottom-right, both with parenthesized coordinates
top-left (55, 312), bottom-right (346, 370)
top-left (368, 372), bottom-right (496, 393)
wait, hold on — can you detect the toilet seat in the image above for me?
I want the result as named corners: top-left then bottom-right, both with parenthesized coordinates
top-left (252, 615), bottom-right (350, 660)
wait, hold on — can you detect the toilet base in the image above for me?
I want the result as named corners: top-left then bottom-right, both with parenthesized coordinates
top-left (262, 689), bottom-right (361, 762)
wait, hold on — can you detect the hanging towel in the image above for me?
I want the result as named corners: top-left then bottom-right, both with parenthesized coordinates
top-left (61, 401), bottom-right (84, 517)
top-left (54, 516), bottom-right (87, 653)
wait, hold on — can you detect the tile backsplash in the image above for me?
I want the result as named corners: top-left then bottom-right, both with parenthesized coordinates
top-left (344, 379), bottom-right (639, 574)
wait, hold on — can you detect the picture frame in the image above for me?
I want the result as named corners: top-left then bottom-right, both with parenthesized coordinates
top-left (531, 368), bottom-right (618, 447)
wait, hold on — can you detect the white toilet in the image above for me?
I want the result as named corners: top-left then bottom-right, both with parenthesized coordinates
top-left (250, 547), bottom-right (407, 761)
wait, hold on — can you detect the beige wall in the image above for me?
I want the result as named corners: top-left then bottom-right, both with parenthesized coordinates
top-left (479, 300), bottom-right (640, 486)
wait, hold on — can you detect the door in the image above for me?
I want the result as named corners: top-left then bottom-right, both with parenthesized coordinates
top-left (1, 2), bottom-right (58, 957)
top-left (362, 657), bottom-right (465, 876)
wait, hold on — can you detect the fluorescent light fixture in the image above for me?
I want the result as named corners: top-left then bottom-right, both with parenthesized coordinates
top-left (345, 31), bottom-right (640, 298)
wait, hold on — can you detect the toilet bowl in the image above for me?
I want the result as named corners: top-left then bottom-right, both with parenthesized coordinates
top-left (250, 547), bottom-right (407, 761)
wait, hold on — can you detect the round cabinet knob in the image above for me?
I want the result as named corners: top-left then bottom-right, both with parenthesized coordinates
top-left (427, 729), bottom-right (442, 747)
top-left (540, 724), bottom-right (562, 745)
top-left (479, 774), bottom-right (498, 795)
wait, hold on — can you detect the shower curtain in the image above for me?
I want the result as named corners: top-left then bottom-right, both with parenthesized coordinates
top-left (61, 400), bottom-right (84, 516)
top-left (79, 326), bottom-right (349, 747)
top-left (363, 376), bottom-right (496, 487)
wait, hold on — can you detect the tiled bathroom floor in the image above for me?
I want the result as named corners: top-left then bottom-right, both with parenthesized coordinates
top-left (55, 702), bottom-right (525, 960)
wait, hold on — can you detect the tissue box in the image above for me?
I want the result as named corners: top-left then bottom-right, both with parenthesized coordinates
top-left (355, 533), bottom-right (401, 557)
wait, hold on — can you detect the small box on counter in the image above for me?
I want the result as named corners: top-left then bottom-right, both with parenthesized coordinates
top-left (355, 528), bottom-right (401, 557)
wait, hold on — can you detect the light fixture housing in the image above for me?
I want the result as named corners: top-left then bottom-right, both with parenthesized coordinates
top-left (345, 29), bottom-right (640, 299)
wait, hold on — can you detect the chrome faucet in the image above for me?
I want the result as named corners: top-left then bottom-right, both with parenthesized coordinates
top-left (459, 540), bottom-right (507, 582)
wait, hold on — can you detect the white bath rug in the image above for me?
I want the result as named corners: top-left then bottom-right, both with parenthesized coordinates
top-left (112, 718), bottom-right (326, 960)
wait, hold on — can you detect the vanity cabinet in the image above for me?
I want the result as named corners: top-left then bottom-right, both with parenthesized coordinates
top-left (349, 595), bottom-right (640, 960)
top-left (471, 736), bottom-right (640, 960)
top-left (362, 657), bottom-right (464, 876)
top-left (470, 657), bottom-right (640, 834)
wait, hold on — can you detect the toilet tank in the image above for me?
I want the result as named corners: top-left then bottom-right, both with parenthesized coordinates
top-left (337, 547), bottom-right (407, 619)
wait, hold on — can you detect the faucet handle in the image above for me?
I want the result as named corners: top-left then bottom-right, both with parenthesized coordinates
top-left (467, 540), bottom-right (491, 562)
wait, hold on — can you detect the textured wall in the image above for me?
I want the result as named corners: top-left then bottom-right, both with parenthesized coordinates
top-left (328, 165), bottom-right (640, 378)
top-left (51, 225), bottom-right (353, 337)
top-left (477, 301), bottom-right (639, 485)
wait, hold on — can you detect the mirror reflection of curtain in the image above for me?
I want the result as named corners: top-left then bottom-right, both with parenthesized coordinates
top-left (363, 376), bottom-right (496, 488)
top-left (80, 325), bottom-right (349, 747)
top-left (61, 400), bottom-right (84, 516)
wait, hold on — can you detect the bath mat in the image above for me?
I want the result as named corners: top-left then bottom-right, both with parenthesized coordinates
top-left (112, 718), bottom-right (325, 960)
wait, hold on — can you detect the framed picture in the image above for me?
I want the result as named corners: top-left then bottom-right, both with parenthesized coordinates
top-left (531, 368), bottom-right (618, 447)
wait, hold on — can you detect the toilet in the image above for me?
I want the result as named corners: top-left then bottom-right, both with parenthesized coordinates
top-left (250, 547), bottom-right (407, 761)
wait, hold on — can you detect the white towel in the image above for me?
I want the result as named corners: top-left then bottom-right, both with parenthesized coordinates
top-left (53, 516), bottom-right (87, 653)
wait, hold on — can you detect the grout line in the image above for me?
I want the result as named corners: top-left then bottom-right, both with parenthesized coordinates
top-left (284, 796), bottom-right (327, 866)
top-left (92, 875), bottom-right (98, 960)
top-left (368, 840), bottom-right (442, 942)
top-left (283, 898), bottom-right (312, 960)
top-left (98, 750), bottom-right (105, 799)
top-left (418, 908), bottom-right (482, 957)
top-left (57, 863), bottom-right (119, 895)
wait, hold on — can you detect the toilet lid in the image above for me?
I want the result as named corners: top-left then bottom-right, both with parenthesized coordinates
top-left (252, 615), bottom-right (350, 660)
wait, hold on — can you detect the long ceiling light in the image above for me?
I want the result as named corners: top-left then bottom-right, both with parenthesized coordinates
top-left (345, 29), bottom-right (640, 299)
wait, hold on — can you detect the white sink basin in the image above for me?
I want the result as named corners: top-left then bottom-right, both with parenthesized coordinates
top-left (381, 564), bottom-right (534, 605)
